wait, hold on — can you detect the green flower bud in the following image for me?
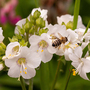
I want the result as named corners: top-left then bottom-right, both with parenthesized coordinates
top-left (30, 15), bottom-right (35, 24)
top-left (33, 10), bottom-right (41, 19)
top-left (66, 21), bottom-right (73, 29)
top-left (19, 39), bottom-right (28, 46)
top-left (0, 46), bottom-right (5, 55)
top-left (39, 28), bottom-right (48, 36)
top-left (17, 25), bottom-right (25, 35)
top-left (0, 42), bottom-right (6, 50)
top-left (36, 17), bottom-right (45, 28)
top-left (15, 34), bottom-right (22, 40)
top-left (8, 36), bottom-right (18, 42)
top-left (24, 22), bottom-right (30, 32)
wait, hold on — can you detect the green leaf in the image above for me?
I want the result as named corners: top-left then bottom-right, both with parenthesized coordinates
top-left (73, 0), bottom-right (80, 30)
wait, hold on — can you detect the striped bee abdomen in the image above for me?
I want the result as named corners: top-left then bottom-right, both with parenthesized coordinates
top-left (52, 39), bottom-right (61, 47)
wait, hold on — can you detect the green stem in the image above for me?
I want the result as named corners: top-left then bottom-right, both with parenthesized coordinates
top-left (20, 76), bottom-right (26, 90)
top-left (64, 65), bottom-right (72, 90)
top-left (28, 78), bottom-right (33, 90)
top-left (50, 60), bottom-right (61, 90)
top-left (73, 0), bottom-right (80, 30)
top-left (40, 62), bottom-right (50, 90)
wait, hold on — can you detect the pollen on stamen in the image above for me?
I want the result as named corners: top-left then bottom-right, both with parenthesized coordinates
top-left (72, 69), bottom-right (76, 76)
top-left (37, 50), bottom-right (39, 52)
top-left (20, 71), bottom-right (22, 73)
top-left (41, 50), bottom-right (44, 52)
top-left (25, 67), bottom-right (27, 70)
top-left (25, 71), bottom-right (27, 74)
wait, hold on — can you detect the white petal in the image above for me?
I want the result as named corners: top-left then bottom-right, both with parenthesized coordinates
top-left (21, 65), bottom-right (36, 79)
top-left (40, 49), bottom-right (53, 63)
top-left (8, 63), bottom-right (20, 78)
top-left (29, 35), bottom-right (40, 45)
top-left (71, 62), bottom-right (79, 69)
top-left (79, 68), bottom-right (89, 80)
top-left (82, 58), bottom-right (90, 73)
top-left (27, 52), bottom-right (41, 68)
top-left (5, 58), bottom-right (17, 67)
top-left (74, 46), bottom-right (82, 58)
top-left (47, 45), bottom-right (57, 54)
top-left (69, 53), bottom-right (79, 62)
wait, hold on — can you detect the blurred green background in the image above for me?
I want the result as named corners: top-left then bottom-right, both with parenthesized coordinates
top-left (0, 0), bottom-right (90, 90)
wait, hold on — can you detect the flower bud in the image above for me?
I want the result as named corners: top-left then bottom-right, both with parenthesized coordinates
top-left (0, 42), bottom-right (6, 50)
top-left (9, 36), bottom-right (18, 42)
top-left (33, 10), bottom-right (41, 19)
top-left (39, 28), bottom-right (48, 36)
top-left (36, 17), bottom-right (45, 28)
top-left (19, 39), bottom-right (28, 46)
top-left (29, 15), bottom-right (35, 24)
top-left (24, 22), bottom-right (30, 32)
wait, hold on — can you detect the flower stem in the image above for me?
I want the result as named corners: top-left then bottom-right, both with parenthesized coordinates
top-left (28, 78), bottom-right (33, 90)
top-left (20, 76), bottom-right (26, 90)
top-left (50, 60), bottom-right (61, 90)
top-left (64, 65), bottom-right (72, 90)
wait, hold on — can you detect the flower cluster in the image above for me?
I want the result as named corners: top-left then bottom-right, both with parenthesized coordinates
top-left (1, 7), bottom-right (90, 81)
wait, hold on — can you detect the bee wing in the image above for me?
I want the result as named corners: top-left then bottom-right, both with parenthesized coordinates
top-left (58, 33), bottom-right (62, 38)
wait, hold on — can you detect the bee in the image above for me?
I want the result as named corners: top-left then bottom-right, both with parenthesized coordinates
top-left (51, 33), bottom-right (68, 48)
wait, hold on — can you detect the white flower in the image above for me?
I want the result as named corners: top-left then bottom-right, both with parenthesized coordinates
top-left (84, 28), bottom-right (90, 42)
top-left (5, 46), bottom-right (41, 79)
top-left (75, 28), bottom-right (85, 42)
top-left (47, 24), bottom-right (79, 60)
top-left (31, 7), bottom-right (48, 20)
top-left (69, 46), bottom-right (90, 80)
top-left (29, 33), bottom-right (56, 63)
top-left (0, 27), bottom-right (4, 43)
top-left (57, 14), bottom-right (85, 29)
top-left (5, 42), bottom-right (21, 59)
top-left (0, 63), bottom-right (4, 71)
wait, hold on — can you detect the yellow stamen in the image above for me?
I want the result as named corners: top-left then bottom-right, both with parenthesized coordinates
top-left (20, 71), bottom-right (22, 73)
top-left (25, 67), bottom-right (27, 70)
top-left (37, 50), bottom-right (39, 52)
top-left (25, 72), bottom-right (27, 74)
top-left (72, 69), bottom-right (76, 76)
top-left (41, 50), bottom-right (44, 52)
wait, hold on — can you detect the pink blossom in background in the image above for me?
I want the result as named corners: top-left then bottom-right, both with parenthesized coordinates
top-left (0, 0), bottom-right (21, 25)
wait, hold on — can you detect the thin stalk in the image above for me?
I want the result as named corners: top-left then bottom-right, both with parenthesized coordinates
top-left (28, 78), bottom-right (33, 90)
top-left (73, 0), bottom-right (80, 30)
top-left (64, 66), bottom-right (72, 90)
top-left (20, 76), bottom-right (26, 90)
top-left (50, 60), bottom-right (61, 90)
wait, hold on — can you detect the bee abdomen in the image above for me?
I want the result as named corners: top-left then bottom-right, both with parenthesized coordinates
top-left (52, 39), bottom-right (61, 47)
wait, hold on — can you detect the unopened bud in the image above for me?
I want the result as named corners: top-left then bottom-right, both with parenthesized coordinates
top-left (36, 17), bottom-right (45, 28)
top-left (33, 10), bottom-right (41, 19)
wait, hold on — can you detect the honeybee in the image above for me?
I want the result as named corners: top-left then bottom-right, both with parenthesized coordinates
top-left (51, 33), bottom-right (68, 48)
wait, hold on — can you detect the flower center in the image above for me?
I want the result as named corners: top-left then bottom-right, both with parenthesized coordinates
top-left (12, 45), bottom-right (19, 53)
top-left (8, 45), bottom-right (20, 58)
top-left (37, 40), bottom-right (48, 52)
top-left (38, 40), bottom-right (48, 49)
top-left (17, 58), bottom-right (26, 66)
top-left (62, 21), bottom-right (73, 29)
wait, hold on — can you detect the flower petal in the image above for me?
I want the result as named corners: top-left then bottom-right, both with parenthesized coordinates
top-left (27, 52), bottom-right (41, 68)
top-left (8, 63), bottom-right (20, 78)
top-left (21, 65), bottom-right (36, 79)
